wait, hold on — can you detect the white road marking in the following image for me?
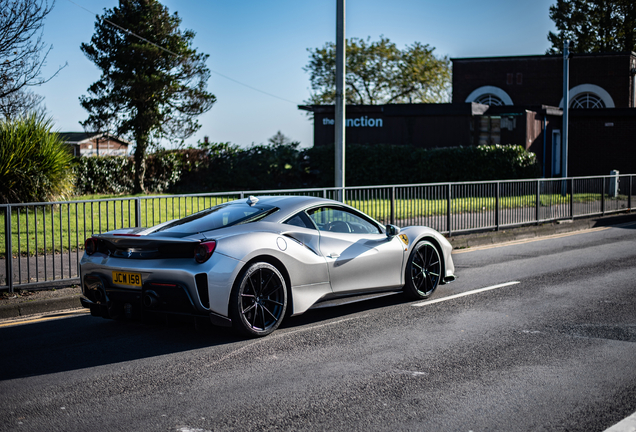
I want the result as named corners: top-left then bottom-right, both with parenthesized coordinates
top-left (412, 281), bottom-right (521, 307)
top-left (603, 410), bottom-right (636, 432)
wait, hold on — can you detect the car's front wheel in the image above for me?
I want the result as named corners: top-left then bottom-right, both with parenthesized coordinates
top-left (230, 262), bottom-right (288, 337)
top-left (404, 240), bottom-right (441, 300)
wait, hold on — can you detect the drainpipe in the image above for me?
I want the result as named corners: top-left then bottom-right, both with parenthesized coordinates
top-left (542, 115), bottom-right (547, 178)
top-left (631, 68), bottom-right (636, 108)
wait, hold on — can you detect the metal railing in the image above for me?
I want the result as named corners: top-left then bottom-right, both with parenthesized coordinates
top-left (1, 174), bottom-right (633, 292)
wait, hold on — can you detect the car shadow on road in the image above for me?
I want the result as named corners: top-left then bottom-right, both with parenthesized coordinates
top-left (0, 293), bottom-right (408, 381)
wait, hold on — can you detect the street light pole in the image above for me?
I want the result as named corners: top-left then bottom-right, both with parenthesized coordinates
top-left (562, 40), bottom-right (570, 181)
top-left (334, 0), bottom-right (346, 201)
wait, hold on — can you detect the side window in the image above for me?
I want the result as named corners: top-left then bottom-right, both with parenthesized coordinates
top-left (283, 212), bottom-right (316, 230)
top-left (307, 207), bottom-right (381, 234)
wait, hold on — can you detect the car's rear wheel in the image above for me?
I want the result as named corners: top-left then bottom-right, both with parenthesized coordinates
top-left (404, 240), bottom-right (441, 300)
top-left (230, 262), bottom-right (287, 337)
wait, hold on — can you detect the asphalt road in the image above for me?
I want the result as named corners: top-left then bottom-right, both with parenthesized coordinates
top-left (1, 222), bottom-right (635, 432)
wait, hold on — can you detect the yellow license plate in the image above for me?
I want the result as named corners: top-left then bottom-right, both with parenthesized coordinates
top-left (112, 271), bottom-right (142, 287)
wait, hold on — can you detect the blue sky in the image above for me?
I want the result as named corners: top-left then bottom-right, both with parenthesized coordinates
top-left (37, 0), bottom-right (557, 148)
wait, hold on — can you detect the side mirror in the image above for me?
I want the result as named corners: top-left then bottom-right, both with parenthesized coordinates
top-left (385, 224), bottom-right (400, 237)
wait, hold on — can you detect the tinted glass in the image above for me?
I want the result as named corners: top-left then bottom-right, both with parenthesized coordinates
top-left (307, 207), bottom-right (380, 234)
top-left (155, 202), bottom-right (276, 234)
top-left (284, 212), bottom-right (316, 230)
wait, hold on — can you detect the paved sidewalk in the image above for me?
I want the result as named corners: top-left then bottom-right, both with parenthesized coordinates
top-left (0, 286), bottom-right (82, 319)
top-left (1, 211), bottom-right (633, 321)
top-left (446, 211), bottom-right (636, 249)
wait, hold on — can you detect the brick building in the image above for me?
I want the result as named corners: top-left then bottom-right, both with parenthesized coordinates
top-left (298, 103), bottom-right (488, 149)
top-left (453, 53), bottom-right (636, 109)
top-left (300, 52), bottom-right (636, 177)
top-left (453, 52), bottom-right (636, 177)
top-left (60, 132), bottom-right (130, 157)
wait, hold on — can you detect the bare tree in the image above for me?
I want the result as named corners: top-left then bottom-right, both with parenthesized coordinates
top-left (0, 88), bottom-right (45, 120)
top-left (0, 0), bottom-right (66, 100)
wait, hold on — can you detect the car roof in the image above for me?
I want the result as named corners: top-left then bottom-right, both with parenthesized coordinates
top-left (252, 195), bottom-right (383, 227)
top-left (253, 195), bottom-right (326, 209)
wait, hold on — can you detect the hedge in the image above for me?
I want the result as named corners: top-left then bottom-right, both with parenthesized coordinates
top-left (73, 143), bottom-right (540, 195)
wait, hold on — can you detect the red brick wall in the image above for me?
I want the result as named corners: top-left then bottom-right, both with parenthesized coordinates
top-left (452, 53), bottom-right (635, 108)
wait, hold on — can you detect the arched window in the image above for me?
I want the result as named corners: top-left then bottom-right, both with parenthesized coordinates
top-left (474, 94), bottom-right (505, 106)
top-left (559, 84), bottom-right (615, 108)
top-left (570, 92), bottom-right (606, 108)
top-left (465, 86), bottom-right (513, 106)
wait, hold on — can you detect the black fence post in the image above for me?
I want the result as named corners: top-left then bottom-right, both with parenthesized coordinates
top-left (629, 175), bottom-right (633, 210)
top-left (536, 179), bottom-right (541, 224)
top-left (601, 176), bottom-right (605, 215)
top-left (135, 198), bottom-right (141, 228)
top-left (5, 205), bottom-right (13, 293)
top-left (390, 186), bottom-right (395, 226)
top-left (495, 182), bottom-right (500, 231)
top-left (569, 178), bottom-right (574, 219)
top-left (447, 183), bottom-right (452, 236)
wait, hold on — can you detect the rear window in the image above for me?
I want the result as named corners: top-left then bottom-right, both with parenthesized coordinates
top-left (154, 202), bottom-right (277, 234)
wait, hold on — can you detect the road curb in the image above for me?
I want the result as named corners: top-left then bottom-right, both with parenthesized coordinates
top-left (0, 295), bottom-right (82, 319)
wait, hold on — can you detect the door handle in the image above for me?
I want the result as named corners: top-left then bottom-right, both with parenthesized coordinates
top-left (326, 252), bottom-right (340, 258)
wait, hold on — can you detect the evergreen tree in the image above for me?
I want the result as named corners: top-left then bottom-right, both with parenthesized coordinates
top-left (80, 0), bottom-right (215, 193)
top-left (547, 0), bottom-right (636, 53)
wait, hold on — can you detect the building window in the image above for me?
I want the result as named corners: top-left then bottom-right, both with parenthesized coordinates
top-left (466, 85), bottom-right (514, 105)
top-left (560, 84), bottom-right (615, 108)
top-left (478, 116), bottom-right (501, 145)
top-left (474, 94), bottom-right (505, 106)
top-left (570, 92), bottom-right (606, 108)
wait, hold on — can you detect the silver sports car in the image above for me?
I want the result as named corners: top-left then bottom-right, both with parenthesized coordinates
top-left (80, 195), bottom-right (456, 337)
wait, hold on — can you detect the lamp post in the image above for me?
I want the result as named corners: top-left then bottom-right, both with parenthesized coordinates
top-left (561, 40), bottom-right (570, 197)
top-left (562, 40), bottom-right (570, 181)
top-left (334, 0), bottom-right (345, 201)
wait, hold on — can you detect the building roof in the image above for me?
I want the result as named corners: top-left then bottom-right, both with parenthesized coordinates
top-left (298, 102), bottom-right (490, 116)
top-left (451, 51), bottom-right (636, 62)
top-left (58, 132), bottom-right (131, 146)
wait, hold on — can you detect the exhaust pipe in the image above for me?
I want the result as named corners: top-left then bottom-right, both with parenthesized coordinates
top-left (93, 289), bottom-right (104, 302)
top-left (143, 291), bottom-right (159, 308)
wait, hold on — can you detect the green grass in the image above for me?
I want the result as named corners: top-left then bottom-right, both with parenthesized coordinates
top-left (0, 192), bottom-right (627, 258)
top-left (1, 194), bottom-right (236, 258)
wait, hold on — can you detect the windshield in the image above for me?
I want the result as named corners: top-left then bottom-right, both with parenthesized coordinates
top-left (154, 202), bottom-right (277, 234)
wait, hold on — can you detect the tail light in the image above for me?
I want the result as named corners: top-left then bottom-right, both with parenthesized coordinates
top-left (85, 237), bottom-right (97, 255)
top-left (195, 240), bottom-right (216, 263)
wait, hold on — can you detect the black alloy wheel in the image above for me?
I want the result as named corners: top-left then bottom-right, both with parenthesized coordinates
top-left (404, 240), bottom-right (441, 300)
top-left (230, 262), bottom-right (287, 337)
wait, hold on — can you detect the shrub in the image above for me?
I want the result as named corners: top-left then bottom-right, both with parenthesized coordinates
top-left (74, 155), bottom-right (134, 195)
top-left (73, 142), bottom-right (540, 195)
top-left (74, 151), bottom-right (193, 195)
top-left (0, 114), bottom-right (75, 203)
top-left (303, 143), bottom-right (540, 186)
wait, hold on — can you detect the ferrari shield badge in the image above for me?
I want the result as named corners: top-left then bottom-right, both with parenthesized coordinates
top-left (399, 234), bottom-right (409, 245)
